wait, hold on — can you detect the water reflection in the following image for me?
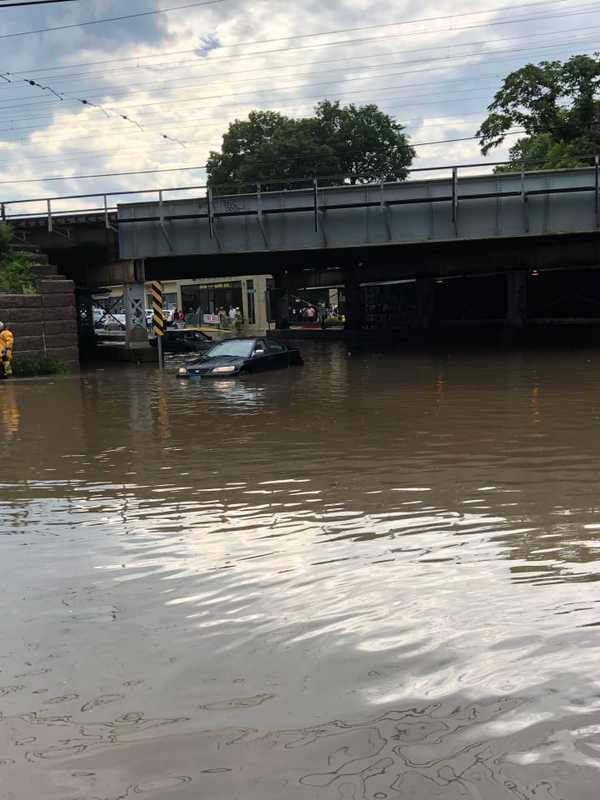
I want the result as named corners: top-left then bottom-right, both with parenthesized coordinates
top-left (0, 382), bottom-right (20, 436)
top-left (2, 345), bottom-right (600, 797)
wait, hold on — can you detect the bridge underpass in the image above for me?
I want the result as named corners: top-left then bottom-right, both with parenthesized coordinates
top-left (4, 163), bottom-right (600, 353)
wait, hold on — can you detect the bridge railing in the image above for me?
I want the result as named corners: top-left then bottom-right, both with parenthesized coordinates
top-left (1, 157), bottom-right (599, 237)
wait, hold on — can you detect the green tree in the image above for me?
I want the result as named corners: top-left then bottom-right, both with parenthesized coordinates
top-left (206, 101), bottom-right (415, 192)
top-left (313, 100), bottom-right (415, 182)
top-left (0, 223), bottom-right (35, 294)
top-left (477, 54), bottom-right (600, 169)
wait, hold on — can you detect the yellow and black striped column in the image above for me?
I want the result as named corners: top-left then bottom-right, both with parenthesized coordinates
top-left (151, 280), bottom-right (165, 337)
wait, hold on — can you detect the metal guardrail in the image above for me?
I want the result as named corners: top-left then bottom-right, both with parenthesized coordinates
top-left (1, 157), bottom-right (599, 236)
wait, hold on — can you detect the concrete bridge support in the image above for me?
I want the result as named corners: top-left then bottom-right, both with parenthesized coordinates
top-left (507, 271), bottom-right (528, 328)
top-left (416, 277), bottom-right (434, 329)
top-left (275, 290), bottom-right (291, 330)
top-left (344, 271), bottom-right (364, 331)
top-left (123, 282), bottom-right (148, 347)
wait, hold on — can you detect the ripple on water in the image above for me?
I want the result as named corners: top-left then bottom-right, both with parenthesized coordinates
top-left (3, 348), bottom-right (600, 797)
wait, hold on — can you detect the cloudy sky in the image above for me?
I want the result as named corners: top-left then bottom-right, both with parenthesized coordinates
top-left (0, 0), bottom-right (598, 210)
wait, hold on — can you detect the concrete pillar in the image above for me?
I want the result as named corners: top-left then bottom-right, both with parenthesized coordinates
top-left (506, 270), bottom-right (528, 327)
top-left (416, 277), bottom-right (434, 328)
top-left (124, 282), bottom-right (148, 347)
top-left (272, 272), bottom-right (290, 330)
top-left (344, 276), bottom-right (364, 331)
top-left (275, 290), bottom-right (290, 329)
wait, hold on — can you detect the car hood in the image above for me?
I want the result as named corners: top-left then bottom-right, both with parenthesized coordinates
top-left (186, 355), bottom-right (245, 371)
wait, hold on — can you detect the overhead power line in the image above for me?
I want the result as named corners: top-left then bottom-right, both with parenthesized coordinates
top-left (0, 114), bottom-right (489, 168)
top-left (0, 131), bottom-right (529, 187)
top-left (1, 17), bottom-right (596, 109)
top-left (0, 1), bottom-right (77, 7)
top-left (0, 38), bottom-right (595, 144)
top-left (0, 0), bottom-right (583, 67)
top-left (0, 73), bottom-right (188, 147)
top-left (0, 22), bottom-right (597, 121)
top-left (0, 0), bottom-right (232, 39)
top-left (0, 33), bottom-right (595, 145)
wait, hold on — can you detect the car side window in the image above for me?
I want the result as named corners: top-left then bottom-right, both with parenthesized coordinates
top-left (254, 340), bottom-right (267, 354)
top-left (266, 340), bottom-right (285, 353)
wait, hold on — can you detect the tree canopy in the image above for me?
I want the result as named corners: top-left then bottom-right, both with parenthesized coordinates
top-left (477, 54), bottom-right (600, 170)
top-left (206, 101), bottom-right (415, 192)
top-left (0, 224), bottom-right (35, 294)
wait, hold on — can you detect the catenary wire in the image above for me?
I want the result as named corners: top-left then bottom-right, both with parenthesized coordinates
top-left (0, 39), bottom-right (593, 144)
top-left (0, 130), bottom-right (531, 186)
top-left (0, 22), bottom-right (598, 121)
top-left (1, 17), bottom-right (597, 107)
top-left (0, 0), bottom-right (236, 39)
top-left (0, 0), bottom-right (587, 70)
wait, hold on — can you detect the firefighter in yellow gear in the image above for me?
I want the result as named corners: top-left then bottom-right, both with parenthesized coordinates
top-left (0, 321), bottom-right (14, 378)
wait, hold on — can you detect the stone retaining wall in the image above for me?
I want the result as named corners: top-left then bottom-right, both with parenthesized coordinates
top-left (0, 276), bottom-right (79, 369)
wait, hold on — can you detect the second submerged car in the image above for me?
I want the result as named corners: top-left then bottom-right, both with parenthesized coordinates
top-left (177, 337), bottom-right (303, 378)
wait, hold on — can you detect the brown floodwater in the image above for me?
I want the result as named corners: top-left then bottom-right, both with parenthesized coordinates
top-left (2, 342), bottom-right (600, 799)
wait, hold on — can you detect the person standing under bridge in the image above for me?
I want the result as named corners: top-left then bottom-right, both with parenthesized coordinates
top-left (0, 322), bottom-right (14, 378)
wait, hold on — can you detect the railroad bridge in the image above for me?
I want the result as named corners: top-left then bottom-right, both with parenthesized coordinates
top-left (3, 162), bottom-right (600, 340)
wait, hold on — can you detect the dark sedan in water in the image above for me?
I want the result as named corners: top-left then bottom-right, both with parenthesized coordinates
top-left (176, 337), bottom-right (303, 378)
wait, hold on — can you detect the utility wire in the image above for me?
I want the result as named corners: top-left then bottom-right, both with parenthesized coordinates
top-left (0, 1), bottom-right (78, 7)
top-left (0, 0), bottom-right (585, 69)
top-left (1, 18), bottom-right (595, 108)
top-left (0, 0), bottom-right (233, 39)
top-left (0, 131), bottom-right (530, 186)
top-left (0, 38), bottom-right (595, 142)
top-left (0, 22), bottom-right (597, 119)
top-left (0, 35), bottom-right (595, 142)
top-left (0, 115), bottom-right (488, 167)
top-left (0, 28), bottom-right (595, 130)
top-left (0, 72), bottom-right (188, 147)
top-left (4, 2), bottom-right (593, 99)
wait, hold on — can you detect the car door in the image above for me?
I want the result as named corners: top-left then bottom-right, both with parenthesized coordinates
top-left (247, 339), bottom-right (271, 372)
top-left (264, 339), bottom-right (291, 368)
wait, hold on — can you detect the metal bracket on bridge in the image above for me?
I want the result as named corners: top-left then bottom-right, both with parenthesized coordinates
top-left (157, 190), bottom-right (174, 253)
top-left (207, 186), bottom-right (215, 240)
top-left (46, 199), bottom-right (71, 240)
top-left (595, 155), bottom-right (599, 229)
top-left (103, 195), bottom-right (118, 233)
top-left (521, 168), bottom-right (530, 234)
top-left (256, 184), bottom-right (270, 249)
top-left (381, 180), bottom-right (392, 241)
top-left (452, 168), bottom-right (458, 236)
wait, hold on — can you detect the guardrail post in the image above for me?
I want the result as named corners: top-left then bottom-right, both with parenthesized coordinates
top-left (46, 198), bottom-right (53, 233)
top-left (207, 186), bottom-right (214, 239)
top-left (103, 195), bottom-right (110, 229)
top-left (0, 203), bottom-right (5, 222)
top-left (256, 182), bottom-right (269, 248)
top-left (451, 167), bottom-right (458, 236)
top-left (521, 166), bottom-right (529, 233)
top-left (381, 179), bottom-right (391, 240)
top-left (595, 155), bottom-right (599, 228)
top-left (313, 178), bottom-right (319, 233)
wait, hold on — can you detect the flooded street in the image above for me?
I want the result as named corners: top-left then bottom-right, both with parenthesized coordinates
top-left (2, 342), bottom-right (600, 799)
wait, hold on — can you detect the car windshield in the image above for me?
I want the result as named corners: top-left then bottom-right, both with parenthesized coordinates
top-left (205, 340), bottom-right (255, 358)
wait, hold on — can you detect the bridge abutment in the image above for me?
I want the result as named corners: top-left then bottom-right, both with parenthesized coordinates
top-left (124, 282), bottom-right (149, 347)
top-left (506, 270), bottom-right (528, 328)
top-left (416, 277), bottom-right (434, 329)
top-left (343, 271), bottom-right (364, 331)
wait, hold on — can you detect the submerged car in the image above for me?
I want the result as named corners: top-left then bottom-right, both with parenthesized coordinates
top-left (150, 327), bottom-right (213, 354)
top-left (176, 337), bottom-right (303, 378)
